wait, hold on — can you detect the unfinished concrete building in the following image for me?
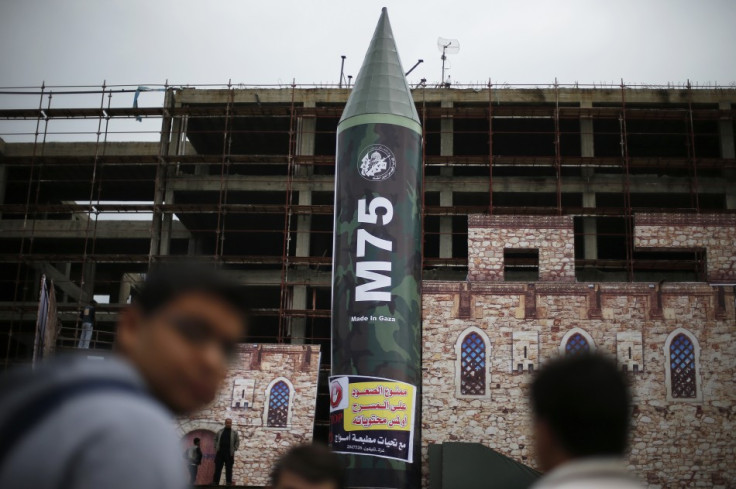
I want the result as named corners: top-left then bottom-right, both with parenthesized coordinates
top-left (1, 83), bottom-right (735, 482)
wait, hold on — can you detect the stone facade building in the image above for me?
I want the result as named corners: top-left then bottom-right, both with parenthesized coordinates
top-left (421, 214), bottom-right (735, 488)
top-left (177, 344), bottom-right (321, 486)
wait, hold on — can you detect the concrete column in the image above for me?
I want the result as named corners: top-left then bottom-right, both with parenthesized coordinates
top-left (290, 285), bottom-right (307, 345)
top-left (291, 190), bottom-right (312, 344)
top-left (118, 273), bottom-right (133, 304)
top-left (149, 91), bottom-right (174, 261)
top-left (61, 262), bottom-right (72, 303)
top-left (159, 190), bottom-right (175, 256)
top-left (295, 190), bottom-right (312, 258)
top-left (81, 262), bottom-right (96, 303)
top-left (719, 101), bottom-right (736, 209)
top-left (580, 100), bottom-right (595, 158)
top-left (290, 218), bottom-right (311, 343)
top-left (160, 108), bottom-right (184, 256)
top-left (582, 182), bottom-right (597, 260)
top-left (290, 99), bottom-right (316, 344)
top-left (440, 99), bottom-right (453, 259)
top-left (580, 99), bottom-right (597, 260)
top-left (296, 100), bottom-right (316, 178)
top-left (191, 116), bottom-right (207, 177)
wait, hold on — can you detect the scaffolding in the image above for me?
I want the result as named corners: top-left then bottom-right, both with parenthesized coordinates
top-left (1, 80), bottom-right (735, 439)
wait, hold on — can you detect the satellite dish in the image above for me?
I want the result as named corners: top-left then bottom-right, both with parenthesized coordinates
top-left (437, 38), bottom-right (460, 87)
top-left (437, 38), bottom-right (460, 55)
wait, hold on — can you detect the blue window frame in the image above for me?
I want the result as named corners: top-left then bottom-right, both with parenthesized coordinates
top-left (565, 332), bottom-right (590, 356)
top-left (669, 334), bottom-right (696, 398)
top-left (460, 332), bottom-right (486, 395)
top-left (267, 380), bottom-right (290, 427)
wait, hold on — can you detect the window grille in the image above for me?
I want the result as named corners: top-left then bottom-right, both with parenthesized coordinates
top-left (267, 380), bottom-right (290, 427)
top-left (669, 333), bottom-right (696, 398)
top-left (461, 332), bottom-right (486, 395)
top-left (565, 332), bottom-right (590, 356)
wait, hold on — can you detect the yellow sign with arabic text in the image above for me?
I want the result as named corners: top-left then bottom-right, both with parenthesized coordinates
top-left (344, 381), bottom-right (415, 432)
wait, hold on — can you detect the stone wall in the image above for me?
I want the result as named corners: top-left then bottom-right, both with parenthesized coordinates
top-left (467, 215), bottom-right (575, 282)
top-left (634, 213), bottom-right (736, 282)
top-left (422, 281), bottom-right (736, 488)
top-left (177, 344), bottom-right (321, 486)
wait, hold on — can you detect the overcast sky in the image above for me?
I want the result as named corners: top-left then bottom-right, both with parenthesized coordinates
top-left (1, 0), bottom-right (734, 89)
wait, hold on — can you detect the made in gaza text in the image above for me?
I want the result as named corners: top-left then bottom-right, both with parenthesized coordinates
top-left (351, 315), bottom-right (396, 322)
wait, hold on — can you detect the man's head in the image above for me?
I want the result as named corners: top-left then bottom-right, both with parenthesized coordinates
top-left (116, 264), bottom-right (247, 415)
top-left (193, 438), bottom-right (200, 446)
top-left (225, 418), bottom-right (232, 428)
top-left (530, 354), bottom-right (631, 472)
top-left (269, 444), bottom-right (344, 489)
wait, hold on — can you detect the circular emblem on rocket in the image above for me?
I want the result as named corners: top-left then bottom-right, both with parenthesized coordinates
top-left (358, 144), bottom-right (396, 181)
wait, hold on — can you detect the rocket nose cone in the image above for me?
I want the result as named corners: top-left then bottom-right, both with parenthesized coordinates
top-left (339, 5), bottom-right (420, 126)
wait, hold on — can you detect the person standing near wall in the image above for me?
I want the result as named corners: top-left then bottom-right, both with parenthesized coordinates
top-left (213, 418), bottom-right (239, 485)
top-left (185, 437), bottom-right (203, 484)
top-left (77, 300), bottom-right (96, 349)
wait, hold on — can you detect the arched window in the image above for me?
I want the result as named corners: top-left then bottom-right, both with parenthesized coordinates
top-left (461, 332), bottom-right (485, 394)
top-left (559, 328), bottom-right (596, 356)
top-left (665, 329), bottom-right (702, 402)
top-left (565, 333), bottom-right (590, 356)
top-left (264, 378), bottom-right (294, 428)
top-left (454, 326), bottom-right (491, 399)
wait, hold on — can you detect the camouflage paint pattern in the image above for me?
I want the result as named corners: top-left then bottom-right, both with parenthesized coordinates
top-left (331, 121), bottom-right (422, 488)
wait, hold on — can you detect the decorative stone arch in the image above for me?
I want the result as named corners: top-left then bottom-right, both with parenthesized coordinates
top-left (176, 419), bottom-right (223, 437)
top-left (263, 377), bottom-right (295, 429)
top-left (454, 326), bottom-right (491, 399)
top-left (559, 327), bottom-right (596, 356)
top-left (664, 328), bottom-right (703, 402)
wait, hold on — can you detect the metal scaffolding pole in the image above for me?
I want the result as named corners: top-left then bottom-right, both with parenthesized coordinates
top-left (278, 81), bottom-right (298, 343)
top-left (488, 79), bottom-right (494, 215)
top-left (620, 80), bottom-right (634, 282)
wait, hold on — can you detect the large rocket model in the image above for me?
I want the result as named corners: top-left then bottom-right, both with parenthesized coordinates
top-left (330, 7), bottom-right (422, 489)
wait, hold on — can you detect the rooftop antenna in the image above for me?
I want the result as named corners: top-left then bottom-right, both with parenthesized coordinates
top-left (405, 59), bottom-right (424, 77)
top-left (437, 37), bottom-right (460, 87)
top-left (339, 55), bottom-right (347, 88)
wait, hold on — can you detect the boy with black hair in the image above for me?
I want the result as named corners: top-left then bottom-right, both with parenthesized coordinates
top-left (77, 300), bottom-right (96, 349)
top-left (529, 354), bottom-right (643, 488)
top-left (269, 444), bottom-right (345, 489)
top-left (185, 437), bottom-right (203, 484)
top-left (0, 264), bottom-right (247, 489)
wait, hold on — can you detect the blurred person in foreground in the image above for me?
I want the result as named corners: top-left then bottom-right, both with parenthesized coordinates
top-left (269, 443), bottom-right (345, 489)
top-left (0, 265), bottom-right (247, 489)
top-left (529, 354), bottom-right (643, 489)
